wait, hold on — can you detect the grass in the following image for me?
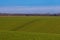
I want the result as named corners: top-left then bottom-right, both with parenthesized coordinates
top-left (0, 16), bottom-right (60, 40)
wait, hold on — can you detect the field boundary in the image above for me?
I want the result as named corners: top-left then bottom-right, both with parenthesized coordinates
top-left (10, 18), bottom-right (40, 31)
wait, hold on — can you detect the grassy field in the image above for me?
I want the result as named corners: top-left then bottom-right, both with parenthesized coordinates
top-left (0, 16), bottom-right (60, 40)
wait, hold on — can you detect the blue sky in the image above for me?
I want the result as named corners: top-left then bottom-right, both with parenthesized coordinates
top-left (0, 0), bottom-right (60, 13)
top-left (0, 0), bottom-right (60, 6)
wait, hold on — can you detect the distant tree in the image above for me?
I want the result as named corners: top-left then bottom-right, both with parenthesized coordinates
top-left (53, 14), bottom-right (57, 16)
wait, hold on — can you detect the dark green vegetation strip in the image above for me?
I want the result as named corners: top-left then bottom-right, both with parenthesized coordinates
top-left (0, 31), bottom-right (60, 40)
top-left (11, 18), bottom-right (40, 31)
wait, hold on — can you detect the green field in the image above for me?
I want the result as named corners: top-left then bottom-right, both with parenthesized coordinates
top-left (0, 16), bottom-right (60, 40)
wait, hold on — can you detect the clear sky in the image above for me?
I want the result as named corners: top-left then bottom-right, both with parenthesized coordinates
top-left (0, 0), bottom-right (60, 13)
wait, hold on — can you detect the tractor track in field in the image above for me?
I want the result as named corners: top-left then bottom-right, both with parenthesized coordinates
top-left (11, 18), bottom-right (40, 31)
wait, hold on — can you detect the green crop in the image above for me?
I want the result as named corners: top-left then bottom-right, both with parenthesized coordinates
top-left (0, 16), bottom-right (60, 40)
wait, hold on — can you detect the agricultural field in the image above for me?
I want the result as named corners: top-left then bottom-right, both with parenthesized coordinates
top-left (0, 16), bottom-right (60, 40)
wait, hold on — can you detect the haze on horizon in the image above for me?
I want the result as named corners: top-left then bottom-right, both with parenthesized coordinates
top-left (0, 0), bottom-right (60, 13)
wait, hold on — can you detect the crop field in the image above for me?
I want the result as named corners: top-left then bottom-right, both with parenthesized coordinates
top-left (0, 16), bottom-right (60, 40)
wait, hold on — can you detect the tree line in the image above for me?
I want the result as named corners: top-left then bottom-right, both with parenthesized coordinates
top-left (0, 13), bottom-right (60, 16)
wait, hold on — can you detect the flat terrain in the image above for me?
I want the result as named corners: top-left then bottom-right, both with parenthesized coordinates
top-left (0, 16), bottom-right (60, 40)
